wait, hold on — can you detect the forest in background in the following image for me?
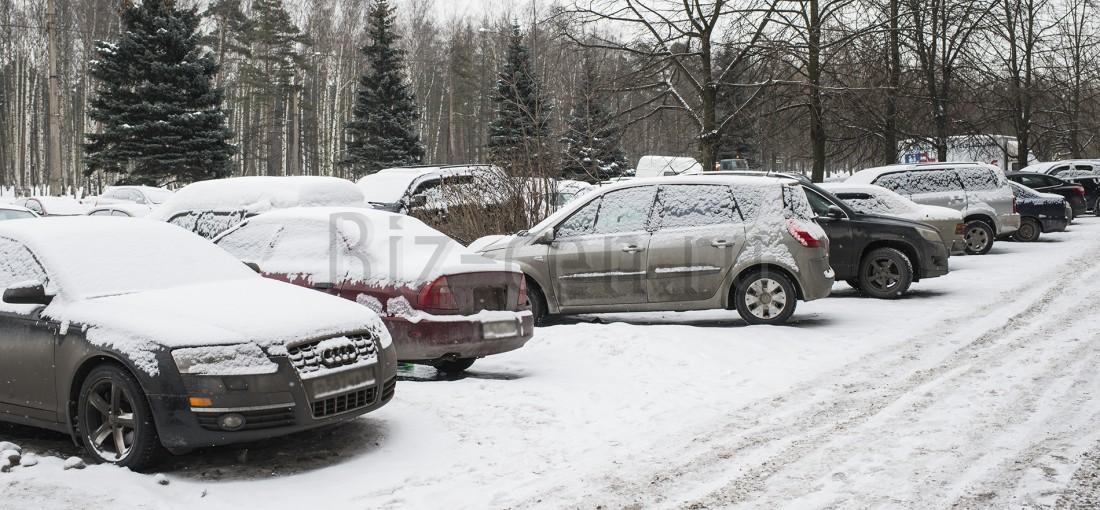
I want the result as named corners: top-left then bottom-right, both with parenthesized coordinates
top-left (2, 0), bottom-right (1100, 193)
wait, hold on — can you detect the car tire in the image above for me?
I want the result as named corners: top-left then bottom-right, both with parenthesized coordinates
top-left (858, 248), bottom-right (913, 299)
top-left (526, 278), bottom-right (553, 326)
top-left (1094, 197), bottom-right (1100, 217)
top-left (1013, 217), bottom-right (1041, 242)
top-left (76, 364), bottom-right (161, 471)
top-left (733, 270), bottom-right (797, 325)
top-left (963, 220), bottom-right (995, 255)
top-left (435, 358), bottom-right (476, 374)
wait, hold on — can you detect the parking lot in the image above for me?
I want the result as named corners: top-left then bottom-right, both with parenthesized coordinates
top-left (1, 217), bottom-right (1098, 509)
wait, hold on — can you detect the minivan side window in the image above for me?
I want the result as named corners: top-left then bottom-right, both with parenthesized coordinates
top-left (0, 238), bottom-right (47, 289)
top-left (591, 186), bottom-right (657, 234)
top-left (556, 197), bottom-right (601, 238)
top-left (654, 185), bottom-right (737, 229)
top-left (956, 166), bottom-right (1000, 191)
top-left (873, 172), bottom-right (915, 194)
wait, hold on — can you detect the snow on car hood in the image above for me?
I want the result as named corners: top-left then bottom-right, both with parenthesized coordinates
top-left (46, 278), bottom-right (388, 376)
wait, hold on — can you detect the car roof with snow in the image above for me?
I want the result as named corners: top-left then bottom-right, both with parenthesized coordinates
top-left (148, 176), bottom-right (366, 220)
top-left (1018, 160), bottom-right (1100, 174)
top-left (846, 162), bottom-right (999, 184)
top-left (356, 165), bottom-right (492, 205)
top-left (17, 196), bottom-right (90, 216)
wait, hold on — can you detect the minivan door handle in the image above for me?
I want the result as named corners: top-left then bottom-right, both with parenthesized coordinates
top-left (621, 245), bottom-right (645, 253)
top-left (710, 240), bottom-right (736, 248)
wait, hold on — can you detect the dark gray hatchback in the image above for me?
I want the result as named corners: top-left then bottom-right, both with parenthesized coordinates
top-left (0, 217), bottom-right (396, 470)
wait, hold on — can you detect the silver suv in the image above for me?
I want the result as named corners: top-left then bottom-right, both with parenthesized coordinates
top-left (474, 176), bottom-right (834, 325)
top-left (846, 163), bottom-right (1020, 255)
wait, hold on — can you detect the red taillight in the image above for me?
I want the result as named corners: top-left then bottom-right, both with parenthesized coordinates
top-left (518, 276), bottom-right (529, 306)
top-left (786, 218), bottom-right (822, 248)
top-left (1074, 185), bottom-right (1086, 196)
top-left (417, 276), bottom-right (458, 311)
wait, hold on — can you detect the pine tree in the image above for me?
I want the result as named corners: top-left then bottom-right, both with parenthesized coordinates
top-left (560, 61), bottom-right (628, 182)
top-left (345, 0), bottom-right (424, 176)
top-left (85, 0), bottom-right (234, 185)
top-left (488, 24), bottom-right (553, 176)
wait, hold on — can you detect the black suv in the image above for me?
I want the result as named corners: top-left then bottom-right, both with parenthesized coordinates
top-left (1006, 172), bottom-right (1087, 218)
top-left (719, 172), bottom-right (949, 299)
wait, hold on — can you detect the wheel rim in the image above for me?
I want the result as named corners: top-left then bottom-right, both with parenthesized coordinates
top-left (864, 257), bottom-right (901, 291)
top-left (965, 226), bottom-right (989, 252)
top-left (744, 278), bottom-right (787, 320)
top-left (1019, 223), bottom-right (1036, 240)
top-left (84, 379), bottom-right (137, 461)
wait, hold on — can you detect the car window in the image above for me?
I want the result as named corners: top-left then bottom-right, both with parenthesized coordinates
top-left (0, 210), bottom-right (34, 221)
top-left (216, 222), bottom-right (284, 262)
top-left (1017, 175), bottom-right (1040, 187)
top-left (956, 166), bottom-right (1000, 191)
top-left (266, 221), bottom-right (345, 268)
top-left (112, 210), bottom-right (132, 217)
top-left (874, 170), bottom-right (960, 194)
top-left (591, 186), bottom-right (657, 234)
top-left (1039, 175), bottom-right (1062, 187)
top-left (803, 189), bottom-right (836, 217)
top-left (0, 238), bottom-right (47, 289)
top-left (654, 185), bottom-right (737, 229)
top-left (1050, 165), bottom-right (1071, 175)
top-left (730, 184), bottom-right (765, 221)
top-left (556, 197), bottom-right (601, 238)
top-left (23, 199), bottom-right (44, 215)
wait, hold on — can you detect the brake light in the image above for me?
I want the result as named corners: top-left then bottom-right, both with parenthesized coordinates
top-left (518, 276), bottom-right (529, 306)
top-left (955, 223), bottom-right (966, 235)
top-left (786, 218), bottom-right (822, 248)
top-left (417, 276), bottom-right (458, 310)
top-left (1074, 185), bottom-right (1086, 196)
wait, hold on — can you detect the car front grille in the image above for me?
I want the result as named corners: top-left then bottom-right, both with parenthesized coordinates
top-left (312, 387), bottom-right (376, 418)
top-left (196, 406), bottom-right (296, 431)
top-left (287, 334), bottom-right (378, 375)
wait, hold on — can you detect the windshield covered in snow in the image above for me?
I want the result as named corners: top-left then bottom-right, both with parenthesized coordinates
top-left (2, 218), bottom-right (256, 299)
top-left (357, 171), bottom-right (421, 205)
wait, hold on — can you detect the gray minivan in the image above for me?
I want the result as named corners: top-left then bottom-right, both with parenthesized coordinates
top-left (846, 163), bottom-right (1020, 255)
top-left (474, 176), bottom-right (834, 325)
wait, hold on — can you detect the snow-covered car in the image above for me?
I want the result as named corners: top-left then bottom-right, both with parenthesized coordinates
top-left (0, 217), bottom-right (396, 470)
top-left (820, 183), bottom-right (966, 255)
top-left (214, 207), bottom-right (533, 374)
top-left (1006, 182), bottom-right (1069, 242)
top-left (1019, 159), bottom-right (1100, 179)
top-left (149, 176), bottom-right (368, 239)
top-left (847, 163), bottom-right (1020, 255)
top-left (13, 196), bottom-right (89, 217)
top-left (549, 179), bottom-right (593, 210)
top-left (0, 203), bottom-right (38, 221)
top-left (356, 165), bottom-right (492, 213)
top-left (86, 185), bottom-right (173, 208)
top-left (474, 176), bottom-right (834, 326)
top-left (87, 203), bottom-right (153, 217)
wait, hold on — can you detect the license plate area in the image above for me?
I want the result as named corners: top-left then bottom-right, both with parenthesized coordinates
top-left (482, 319), bottom-right (520, 340)
top-left (303, 367), bottom-right (374, 400)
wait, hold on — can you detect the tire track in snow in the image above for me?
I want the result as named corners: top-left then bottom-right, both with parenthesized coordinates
top-left (512, 238), bottom-right (1100, 509)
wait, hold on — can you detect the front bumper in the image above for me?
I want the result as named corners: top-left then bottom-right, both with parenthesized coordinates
top-left (384, 312), bottom-right (534, 362)
top-left (920, 239), bottom-right (950, 279)
top-left (151, 343), bottom-right (398, 450)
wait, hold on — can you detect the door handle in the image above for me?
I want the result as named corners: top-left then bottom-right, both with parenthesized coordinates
top-left (621, 245), bottom-right (645, 253)
top-left (710, 240), bottom-right (736, 248)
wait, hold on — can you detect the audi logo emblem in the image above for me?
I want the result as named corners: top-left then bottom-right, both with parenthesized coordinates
top-left (321, 345), bottom-right (360, 368)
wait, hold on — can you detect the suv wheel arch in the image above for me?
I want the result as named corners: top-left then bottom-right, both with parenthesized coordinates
top-left (728, 264), bottom-right (804, 308)
top-left (67, 355), bottom-right (154, 445)
top-left (861, 240), bottom-right (920, 282)
top-left (964, 213), bottom-right (997, 233)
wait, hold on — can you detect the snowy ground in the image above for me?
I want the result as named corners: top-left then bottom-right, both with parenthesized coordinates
top-left (4, 219), bottom-right (1100, 509)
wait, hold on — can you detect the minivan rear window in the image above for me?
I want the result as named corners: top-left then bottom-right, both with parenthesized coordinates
top-left (875, 170), bottom-right (960, 194)
top-left (956, 166), bottom-right (1000, 191)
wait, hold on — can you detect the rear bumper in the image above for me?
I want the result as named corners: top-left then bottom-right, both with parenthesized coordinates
top-left (997, 213), bottom-right (1021, 236)
top-left (384, 312), bottom-right (535, 362)
top-left (798, 256), bottom-right (834, 302)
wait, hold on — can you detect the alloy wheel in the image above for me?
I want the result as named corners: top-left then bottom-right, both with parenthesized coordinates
top-left (965, 226), bottom-right (989, 253)
top-left (865, 257), bottom-right (901, 291)
top-left (84, 379), bottom-right (137, 461)
top-left (744, 278), bottom-right (787, 320)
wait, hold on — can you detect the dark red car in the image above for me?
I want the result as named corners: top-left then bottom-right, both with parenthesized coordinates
top-left (214, 207), bottom-right (534, 373)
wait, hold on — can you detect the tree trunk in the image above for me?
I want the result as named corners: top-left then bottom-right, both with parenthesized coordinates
top-left (883, 0), bottom-right (900, 165)
top-left (45, 0), bottom-right (63, 195)
top-left (808, 0), bottom-right (826, 182)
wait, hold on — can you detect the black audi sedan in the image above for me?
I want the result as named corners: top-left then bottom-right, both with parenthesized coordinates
top-left (0, 217), bottom-right (397, 470)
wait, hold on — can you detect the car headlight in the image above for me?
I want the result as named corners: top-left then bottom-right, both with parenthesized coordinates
top-left (171, 344), bottom-right (279, 375)
top-left (918, 227), bottom-right (943, 242)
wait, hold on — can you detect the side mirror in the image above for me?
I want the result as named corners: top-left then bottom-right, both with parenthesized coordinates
top-left (3, 283), bottom-right (52, 306)
top-left (825, 205), bottom-right (846, 219)
top-left (534, 229), bottom-right (555, 245)
top-left (408, 194), bottom-right (428, 208)
top-left (243, 261), bottom-right (262, 273)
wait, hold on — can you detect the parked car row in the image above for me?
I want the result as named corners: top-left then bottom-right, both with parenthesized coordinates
top-left (0, 159), bottom-right (1084, 471)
